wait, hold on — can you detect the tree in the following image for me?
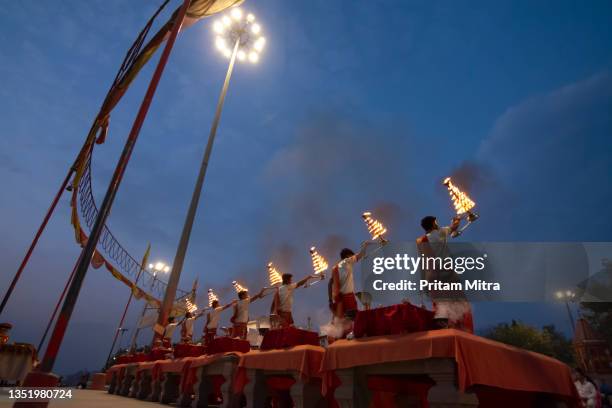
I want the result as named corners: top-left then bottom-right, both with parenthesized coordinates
top-left (483, 320), bottom-right (574, 364)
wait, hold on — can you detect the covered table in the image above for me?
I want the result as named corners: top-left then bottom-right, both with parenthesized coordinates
top-left (320, 329), bottom-right (580, 408)
top-left (233, 344), bottom-right (325, 408)
top-left (156, 357), bottom-right (197, 405)
top-left (353, 303), bottom-right (435, 338)
top-left (0, 343), bottom-right (36, 384)
top-left (260, 327), bottom-right (320, 350)
top-left (132, 360), bottom-right (166, 401)
top-left (182, 352), bottom-right (244, 408)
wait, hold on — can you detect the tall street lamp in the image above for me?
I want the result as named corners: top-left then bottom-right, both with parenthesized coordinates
top-left (154, 7), bottom-right (266, 340)
top-left (555, 289), bottom-right (577, 336)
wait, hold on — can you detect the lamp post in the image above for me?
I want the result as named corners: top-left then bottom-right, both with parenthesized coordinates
top-left (555, 290), bottom-right (577, 336)
top-left (154, 7), bottom-right (266, 341)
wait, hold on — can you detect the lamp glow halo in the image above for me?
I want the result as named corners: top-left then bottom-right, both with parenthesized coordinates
top-left (213, 8), bottom-right (265, 63)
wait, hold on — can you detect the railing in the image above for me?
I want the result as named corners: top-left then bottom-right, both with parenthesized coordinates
top-left (77, 157), bottom-right (190, 300)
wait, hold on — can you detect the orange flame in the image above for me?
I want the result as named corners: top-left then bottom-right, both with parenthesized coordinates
top-left (309, 247), bottom-right (328, 275)
top-left (208, 289), bottom-right (219, 307)
top-left (232, 280), bottom-right (248, 293)
top-left (443, 177), bottom-right (475, 215)
top-left (267, 262), bottom-right (282, 286)
top-left (185, 298), bottom-right (198, 313)
top-left (362, 211), bottom-right (387, 240)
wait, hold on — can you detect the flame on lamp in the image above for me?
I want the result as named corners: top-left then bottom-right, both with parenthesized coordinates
top-left (232, 280), bottom-right (248, 293)
top-left (267, 262), bottom-right (282, 286)
top-left (208, 289), bottom-right (219, 307)
top-left (309, 247), bottom-right (328, 275)
top-left (442, 177), bottom-right (476, 215)
top-left (362, 211), bottom-right (387, 240)
top-left (185, 298), bottom-right (198, 313)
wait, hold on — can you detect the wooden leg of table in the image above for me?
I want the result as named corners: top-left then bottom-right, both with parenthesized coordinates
top-left (137, 371), bottom-right (152, 400)
top-left (128, 373), bottom-right (140, 398)
top-left (289, 377), bottom-right (322, 408)
top-left (107, 372), bottom-right (117, 394)
top-left (243, 369), bottom-right (266, 408)
top-left (334, 369), bottom-right (355, 408)
top-left (148, 376), bottom-right (163, 402)
top-left (119, 373), bottom-right (134, 396)
top-left (192, 367), bottom-right (211, 408)
top-left (427, 371), bottom-right (478, 407)
top-left (161, 372), bottom-right (181, 404)
top-left (219, 360), bottom-right (237, 408)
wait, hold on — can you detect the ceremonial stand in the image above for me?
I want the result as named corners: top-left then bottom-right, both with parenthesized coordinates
top-left (234, 345), bottom-right (325, 408)
top-left (189, 354), bottom-right (241, 408)
top-left (333, 358), bottom-right (478, 408)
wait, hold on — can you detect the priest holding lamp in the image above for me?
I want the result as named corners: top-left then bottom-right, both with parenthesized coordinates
top-left (230, 281), bottom-right (265, 339)
top-left (270, 272), bottom-right (318, 328)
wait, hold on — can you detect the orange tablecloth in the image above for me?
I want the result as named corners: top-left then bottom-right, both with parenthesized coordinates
top-left (181, 352), bottom-right (244, 394)
top-left (105, 363), bottom-right (129, 382)
top-left (159, 357), bottom-right (195, 373)
top-left (260, 327), bottom-right (319, 350)
top-left (320, 329), bottom-right (579, 403)
top-left (233, 345), bottom-right (325, 393)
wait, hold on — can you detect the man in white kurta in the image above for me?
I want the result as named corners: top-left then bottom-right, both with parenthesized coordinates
top-left (271, 273), bottom-right (316, 328)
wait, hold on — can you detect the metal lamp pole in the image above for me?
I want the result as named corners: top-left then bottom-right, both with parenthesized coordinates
top-left (154, 8), bottom-right (266, 340)
top-left (556, 290), bottom-right (577, 336)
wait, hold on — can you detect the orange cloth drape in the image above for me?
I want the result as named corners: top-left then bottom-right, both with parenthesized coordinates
top-left (232, 345), bottom-right (325, 394)
top-left (320, 329), bottom-right (580, 405)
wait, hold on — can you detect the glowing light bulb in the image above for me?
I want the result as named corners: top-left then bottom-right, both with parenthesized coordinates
top-left (247, 13), bottom-right (255, 22)
top-left (248, 51), bottom-right (259, 63)
top-left (231, 8), bottom-right (242, 20)
top-left (215, 37), bottom-right (226, 51)
top-left (237, 50), bottom-right (246, 61)
top-left (251, 23), bottom-right (261, 34)
top-left (254, 37), bottom-right (266, 51)
top-left (213, 21), bottom-right (224, 34)
top-left (222, 16), bottom-right (231, 26)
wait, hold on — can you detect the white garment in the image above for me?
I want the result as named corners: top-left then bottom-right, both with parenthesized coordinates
top-left (234, 299), bottom-right (250, 323)
top-left (574, 380), bottom-right (597, 408)
top-left (183, 318), bottom-right (194, 337)
top-left (164, 322), bottom-right (178, 338)
top-left (426, 226), bottom-right (452, 257)
top-left (278, 283), bottom-right (297, 312)
top-left (337, 255), bottom-right (357, 294)
top-left (208, 307), bottom-right (223, 329)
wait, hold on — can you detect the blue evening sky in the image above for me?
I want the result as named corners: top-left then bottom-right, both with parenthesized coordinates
top-left (1, 0), bottom-right (611, 374)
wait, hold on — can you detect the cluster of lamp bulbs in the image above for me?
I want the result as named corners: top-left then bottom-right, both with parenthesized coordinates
top-left (212, 7), bottom-right (266, 64)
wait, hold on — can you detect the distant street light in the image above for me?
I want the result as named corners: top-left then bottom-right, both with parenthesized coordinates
top-left (130, 262), bottom-right (171, 350)
top-left (149, 261), bottom-right (171, 275)
top-left (154, 7), bottom-right (266, 340)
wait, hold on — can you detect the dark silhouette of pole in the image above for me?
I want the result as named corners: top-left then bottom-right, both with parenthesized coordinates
top-left (0, 168), bottom-right (73, 315)
top-left (565, 301), bottom-right (576, 336)
top-left (153, 38), bottom-right (241, 342)
top-left (104, 244), bottom-right (150, 368)
top-left (36, 256), bottom-right (81, 353)
top-left (30, 0), bottom-right (191, 377)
